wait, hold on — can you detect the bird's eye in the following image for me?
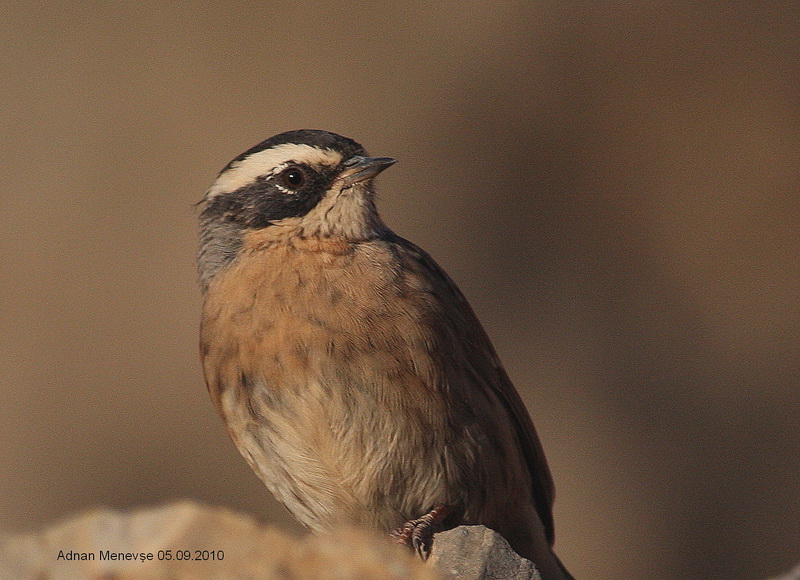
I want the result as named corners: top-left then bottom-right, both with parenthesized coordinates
top-left (279, 167), bottom-right (306, 190)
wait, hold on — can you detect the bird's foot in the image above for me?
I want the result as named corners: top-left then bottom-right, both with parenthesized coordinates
top-left (389, 504), bottom-right (454, 561)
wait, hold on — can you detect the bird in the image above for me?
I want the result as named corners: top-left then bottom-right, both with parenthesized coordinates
top-left (197, 129), bottom-right (574, 580)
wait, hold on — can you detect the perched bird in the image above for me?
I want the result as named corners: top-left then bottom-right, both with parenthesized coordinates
top-left (198, 130), bottom-right (573, 580)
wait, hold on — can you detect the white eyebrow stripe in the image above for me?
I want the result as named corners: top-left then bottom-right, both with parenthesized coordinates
top-left (206, 143), bottom-right (344, 198)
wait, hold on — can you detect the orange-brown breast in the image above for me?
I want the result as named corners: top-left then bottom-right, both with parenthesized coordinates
top-left (199, 229), bottom-right (547, 547)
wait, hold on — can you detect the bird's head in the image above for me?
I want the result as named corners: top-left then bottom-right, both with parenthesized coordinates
top-left (198, 129), bottom-right (396, 290)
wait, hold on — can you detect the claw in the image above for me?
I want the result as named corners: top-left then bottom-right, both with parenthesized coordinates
top-left (390, 504), bottom-right (454, 561)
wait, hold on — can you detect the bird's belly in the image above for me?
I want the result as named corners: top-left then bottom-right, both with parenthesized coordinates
top-left (218, 352), bottom-right (457, 532)
top-left (213, 297), bottom-right (467, 532)
top-left (202, 243), bottom-right (509, 533)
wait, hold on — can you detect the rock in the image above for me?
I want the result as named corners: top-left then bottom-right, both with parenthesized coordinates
top-left (0, 501), bottom-right (441, 580)
top-left (429, 525), bottom-right (541, 580)
top-left (0, 502), bottom-right (549, 580)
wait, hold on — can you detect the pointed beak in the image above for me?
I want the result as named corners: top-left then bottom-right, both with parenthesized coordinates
top-left (337, 156), bottom-right (397, 186)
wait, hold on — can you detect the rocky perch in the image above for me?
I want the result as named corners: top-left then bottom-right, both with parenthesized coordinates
top-left (0, 501), bottom-right (540, 579)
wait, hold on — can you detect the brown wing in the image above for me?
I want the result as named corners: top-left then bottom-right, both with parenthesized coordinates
top-left (388, 233), bottom-right (557, 545)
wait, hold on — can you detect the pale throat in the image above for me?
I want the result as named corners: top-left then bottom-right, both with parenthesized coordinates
top-left (296, 183), bottom-right (387, 241)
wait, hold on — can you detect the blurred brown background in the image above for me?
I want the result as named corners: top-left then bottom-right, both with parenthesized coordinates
top-left (2, 2), bottom-right (798, 579)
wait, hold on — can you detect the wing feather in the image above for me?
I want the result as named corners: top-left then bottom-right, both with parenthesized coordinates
top-left (388, 233), bottom-right (557, 544)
